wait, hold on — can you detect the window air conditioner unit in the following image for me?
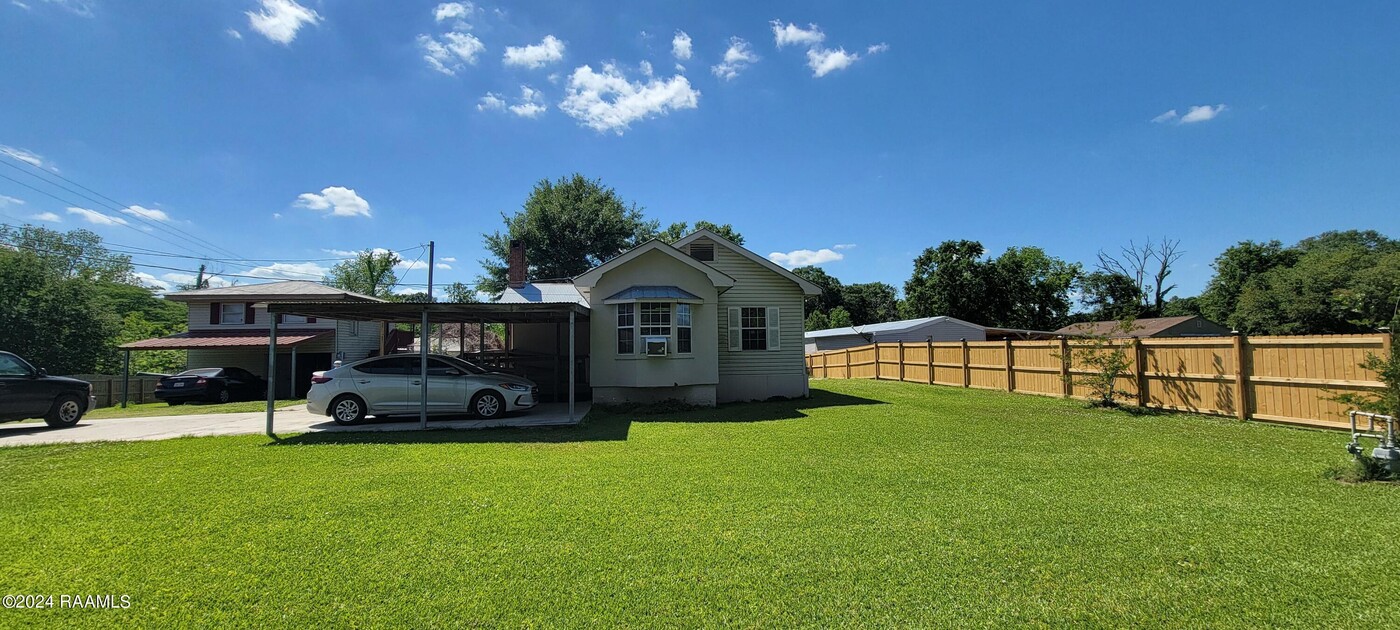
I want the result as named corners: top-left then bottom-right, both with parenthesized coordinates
top-left (644, 337), bottom-right (668, 357)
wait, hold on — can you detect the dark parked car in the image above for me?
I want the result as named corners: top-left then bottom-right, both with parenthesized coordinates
top-left (0, 351), bottom-right (95, 428)
top-left (155, 368), bottom-right (268, 405)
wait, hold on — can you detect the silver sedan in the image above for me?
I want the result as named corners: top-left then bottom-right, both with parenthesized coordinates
top-left (307, 354), bottom-right (538, 425)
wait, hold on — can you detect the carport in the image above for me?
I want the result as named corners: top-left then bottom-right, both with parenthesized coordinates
top-left (263, 301), bottom-right (590, 436)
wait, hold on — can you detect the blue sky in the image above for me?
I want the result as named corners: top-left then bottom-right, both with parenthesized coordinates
top-left (1, 1), bottom-right (1397, 298)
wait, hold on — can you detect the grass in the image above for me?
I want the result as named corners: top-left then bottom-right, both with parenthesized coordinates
top-left (82, 399), bottom-right (306, 420)
top-left (0, 379), bottom-right (1396, 627)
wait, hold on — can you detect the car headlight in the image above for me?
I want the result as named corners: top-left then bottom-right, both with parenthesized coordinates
top-left (498, 383), bottom-right (530, 392)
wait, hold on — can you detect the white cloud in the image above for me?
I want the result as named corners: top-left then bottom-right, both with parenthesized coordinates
top-left (272, 212), bottom-right (282, 219)
top-left (433, 2), bottom-right (474, 24)
top-left (321, 248), bottom-right (361, 257)
top-left (866, 42), bottom-right (889, 55)
top-left (120, 205), bottom-right (171, 222)
top-left (29, 212), bottom-right (61, 223)
top-left (508, 85), bottom-right (548, 118)
top-left (503, 35), bottom-right (566, 69)
top-left (435, 263), bottom-right (452, 270)
top-left (441, 256), bottom-right (457, 262)
top-left (672, 30), bottom-right (693, 60)
top-left (66, 207), bottom-right (127, 226)
top-left (419, 31), bottom-right (485, 75)
top-left (247, 261), bottom-right (331, 280)
top-left (559, 63), bottom-right (700, 134)
top-left (12, 2), bottom-right (31, 11)
top-left (295, 186), bottom-right (372, 218)
top-left (396, 259), bottom-right (429, 271)
top-left (806, 47), bottom-right (860, 77)
top-left (477, 92), bottom-right (506, 111)
top-left (0, 145), bottom-right (52, 171)
top-left (639, 60), bottom-right (654, 77)
top-left (711, 37), bottom-right (759, 80)
top-left (771, 20), bottom-right (825, 48)
top-left (768, 247), bottom-right (845, 268)
top-left (0, 194), bottom-right (23, 206)
top-left (39, 0), bottom-right (92, 17)
top-left (1152, 104), bottom-right (1227, 125)
top-left (133, 272), bottom-right (171, 292)
top-left (1180, 104), bottom-right (1227, 123)
top-left (161, 272), bottom-right (232, 289)
top-left (226, 28), bottom-right (242, 40)
top-left (833, 243), bottom-right (856, 250)
top-left (246, 0), bottom-right (321, 45)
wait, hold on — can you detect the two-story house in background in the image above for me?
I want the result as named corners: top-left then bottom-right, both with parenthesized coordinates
top-left (122, 281), bottom-right (384, 397)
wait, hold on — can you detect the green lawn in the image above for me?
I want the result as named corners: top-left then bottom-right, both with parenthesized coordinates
top-left (1, 380), bottom-right (1395, 627)
top-left (83, 399), bottom-right (306, 420)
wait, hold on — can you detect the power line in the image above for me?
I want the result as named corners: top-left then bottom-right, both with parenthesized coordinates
top-left (0, 157), bottom-right (248, 261)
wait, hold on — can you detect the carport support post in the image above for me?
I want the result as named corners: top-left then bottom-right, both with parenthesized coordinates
top-left (290, 346), bottom-right (297, 399)
top-left (568, 309), bottom-right (576, 422)
top-left (120, 349), bottom-right (130, 408)
top-left (266, 315), bottom-right (277, 437)
top-left (420, 309), bottom-right (429, 430)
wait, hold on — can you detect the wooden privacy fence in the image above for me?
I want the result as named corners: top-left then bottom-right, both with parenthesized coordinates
top-left (64, 375), bottom-right (159, 408)
top-left (805, 334), bottom-right (1393, 431)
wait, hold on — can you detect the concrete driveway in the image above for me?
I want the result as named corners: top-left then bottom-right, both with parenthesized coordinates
top-left (0, 403), bottom-right (589, 447)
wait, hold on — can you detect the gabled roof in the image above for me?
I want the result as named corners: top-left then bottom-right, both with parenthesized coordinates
top-left (497, 282), bottom-right (588, 307)
top-left (1054, 315), bottom-right (1220, 338)
top-left (805, 316), bottom-right (986, 339)
top-left (572, 239), bottom-right (736, 289)
top-left (672, 229), bottom-right (821, 296)
top-left (164, 280), bottom-right (382, 303)
top-left (120, 329), bottom-right (334, 350)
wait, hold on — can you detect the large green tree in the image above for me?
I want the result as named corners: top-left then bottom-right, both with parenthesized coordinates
top-left (791, 265), bottom-right (844, 318)
top-left (657, 221), bottom-right (745, 245)
top-left (1078, 271), bottom-right (1143, 321)
top-left (989, 247), bottom-right (1081, 330)
top-left (477, 175), bottom-right (657, 294)
top-left (903, 240), bottom-right (995, 323)
top-left (325, 249), bottom-right (401, 298)
top-left (1197, 240), bottom-right (1296, 325)
top-left (0, 236), bottom-right (120, 375)
top-left (841, 282), bottom-right (900, 326)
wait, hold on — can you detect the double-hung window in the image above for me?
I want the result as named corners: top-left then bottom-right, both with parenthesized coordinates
top-left (616, 304), bottom-right (635, 354)
top-left (639, 302), bottom-right (671, 338)
top-left (221, 302), bottom-right (246, 325)
top-left (675, 304), bottom-right (692, 354)
top-left (740, 307), bottom-right (767, 350)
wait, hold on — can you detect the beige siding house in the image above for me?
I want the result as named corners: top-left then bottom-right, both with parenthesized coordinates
top-left (500, 229), bottom-right (819, 406)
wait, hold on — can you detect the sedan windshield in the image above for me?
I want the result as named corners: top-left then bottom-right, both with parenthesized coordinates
top-left (177, 368), bottom-right (223, 377)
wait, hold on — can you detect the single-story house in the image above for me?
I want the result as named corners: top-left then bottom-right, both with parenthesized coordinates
top-left (499, 229), bottom-right (820, 406)
top-left (122, 281), bottom-right (385, 397)
top-left (1054, 315), bottom-right (1231, 338)
top-left (805, 316), bottom-right (991, 353)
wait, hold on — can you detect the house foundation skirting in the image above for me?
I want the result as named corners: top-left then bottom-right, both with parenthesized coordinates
top-left (718, 373), bottom-right (809, 403)
top-left (593, 384), bottom-right (717, 407)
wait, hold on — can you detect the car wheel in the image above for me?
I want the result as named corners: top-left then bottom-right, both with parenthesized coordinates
top-left (214, 388), bottom-right (231, 404)
top-left (330, 395), bottom-right (367, 425)
top-left (44, 395), bottom-right (84, 428)
top-left (472, 391), bottom-right (506, 419)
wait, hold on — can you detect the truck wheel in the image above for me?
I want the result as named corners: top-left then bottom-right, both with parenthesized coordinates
top-left (330, 395), bottom-right (366, 425)
top-left (45, 395), bottom-right (85, 428)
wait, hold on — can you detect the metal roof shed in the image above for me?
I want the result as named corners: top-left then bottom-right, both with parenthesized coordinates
top-left (263, 301), bottom-right (591, 436)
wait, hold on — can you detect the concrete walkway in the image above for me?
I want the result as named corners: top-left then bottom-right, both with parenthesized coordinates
top-left (0, 403), bottom-right (590, 447)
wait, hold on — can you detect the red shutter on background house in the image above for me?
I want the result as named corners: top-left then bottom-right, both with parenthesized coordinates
top-left (210, 302), bottom-right (221, 325)
top-left (244, 303), bottom-right (255, 324)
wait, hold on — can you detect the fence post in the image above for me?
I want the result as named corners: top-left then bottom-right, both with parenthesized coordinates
top-left (1135, 338), bottom-right (1148, 408)
top-left (1233, 332), bottom-right (1250, 420)
top-left (1004, 339), bottom-right (1015, 392)
top-left (873, 342), bottom-right (882, 379)
top-left (844, 347), bottom-right (851, 379)
top-left (926, 339), bottom-right (934, 385)
top-left (822, 351), bottom-right (829, 378)
top-left (1059, 336), bottom-right (1072, 398)
top-left (961, 338), bottom-right (970, 388)
top-left (897, 343), bottom-right (906, 382)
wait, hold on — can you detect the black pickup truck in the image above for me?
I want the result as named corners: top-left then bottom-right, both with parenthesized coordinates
top-left (0, 351), bottom-right (96, 428)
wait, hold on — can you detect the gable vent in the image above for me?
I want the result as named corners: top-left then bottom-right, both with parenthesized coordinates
top-left (688, 243), bottom-right (715, 261)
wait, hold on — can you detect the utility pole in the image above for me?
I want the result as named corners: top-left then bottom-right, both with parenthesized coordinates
top-left (426, 241), bottom-right (436, 352)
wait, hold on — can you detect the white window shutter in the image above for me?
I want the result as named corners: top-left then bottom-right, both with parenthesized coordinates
top-left (727, 307), bottom-right (741, 351)
top-left (767, 306), bottom-right (780, 351)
